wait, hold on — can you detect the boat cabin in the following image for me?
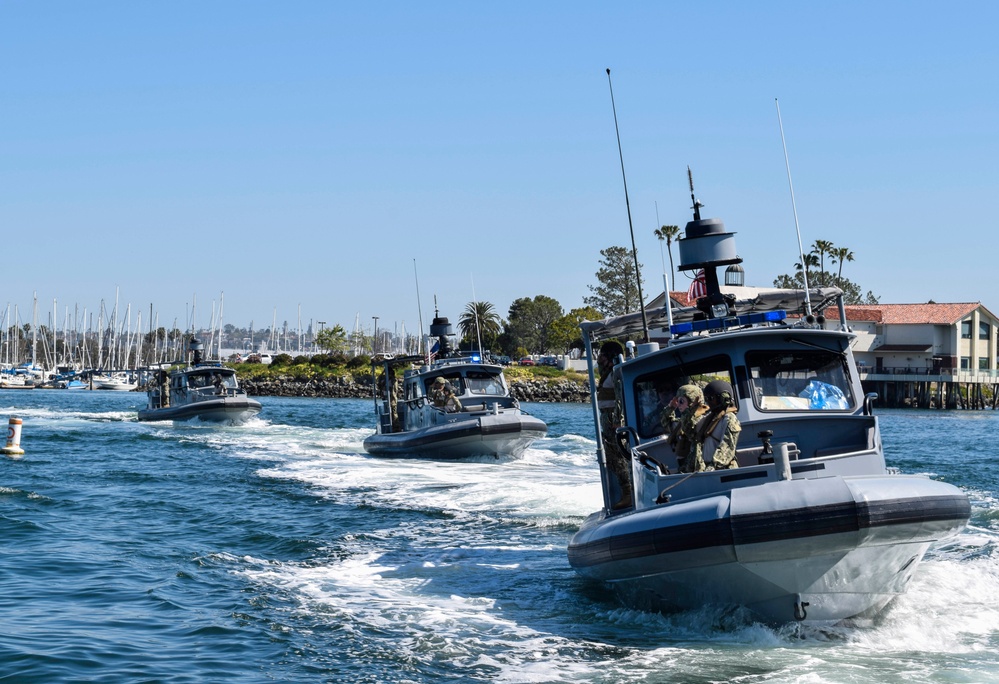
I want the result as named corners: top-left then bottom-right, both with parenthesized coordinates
top-left (373, 355), bottom-right (520, 435)
top-left (594, 313), bottom-right (883, 513)
top-left (172, 365), bottom-right (239, 395)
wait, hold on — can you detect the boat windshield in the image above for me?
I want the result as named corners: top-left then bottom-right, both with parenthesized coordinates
top-left (464, 371), bottom-right (506, 396)
top-left (188, 371), bottom-right (236, 390)
top-left (634, 355), bottom-right (734, 439)
top-left (746, 349), bottom-right (854, 411)
top-left (424, 374), bottom-right (463, 396)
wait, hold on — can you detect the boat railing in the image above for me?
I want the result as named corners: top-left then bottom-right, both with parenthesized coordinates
top-left (189, 385), bottom-right (239, 399)
top-left (634, 442), bottom-right (885, 507)
top-left (458, 396), bottom-right (517, 412)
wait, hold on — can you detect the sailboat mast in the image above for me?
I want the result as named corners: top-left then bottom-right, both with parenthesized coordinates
top-left (218, 292), bottom-right (225, 359)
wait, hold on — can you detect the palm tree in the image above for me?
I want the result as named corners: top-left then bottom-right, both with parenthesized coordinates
top-left (654, 224), bottom-right (680, 291)
top-left (810, 240), bottom-right (835, 286)
top-left (795, 253), bottom-right (820, 287)
top-left (458, 301), bottom-right (501, 350)
top-left (831, 246), bottom-right (855, 280)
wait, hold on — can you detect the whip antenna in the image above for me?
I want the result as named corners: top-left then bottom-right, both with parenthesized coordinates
top-left (606, 68), bottom-right (649, 343)
top-left (775, 98), bottom-right (813, 317)
top-left (414, 259), bottom-right (425, 355)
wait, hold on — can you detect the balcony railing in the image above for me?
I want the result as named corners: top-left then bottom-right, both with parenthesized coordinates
top-left (858, 366), bottom-right (999, 381)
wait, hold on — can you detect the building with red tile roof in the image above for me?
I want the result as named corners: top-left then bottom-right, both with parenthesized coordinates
top-left (821, 301), bottom-right (998, 373)
top-left (651, 285), bottom-right (999, 375)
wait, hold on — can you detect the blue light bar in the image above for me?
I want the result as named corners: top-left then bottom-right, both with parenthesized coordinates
top-left (669, 309), bottom-right (787, 336)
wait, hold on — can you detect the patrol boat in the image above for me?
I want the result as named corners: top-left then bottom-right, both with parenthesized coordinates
top-left (567, 200), bottom-right (970, 624)
top-left (138, 339), bottom-right (261, 424)
top-left (362, 314), bottom-right (547, 459)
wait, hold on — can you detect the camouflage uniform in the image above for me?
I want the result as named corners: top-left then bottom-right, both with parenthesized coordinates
top-left (696, 382), bottom-right (741, 470)
top-left (668, 384), bottom-right (708, 473)
top-left (596, 341), bottom-right (631, 509)
top-left (598, 371), bottom-right (631, 497)
top-left (698, 408), bottom-right (741, 469)
top-left (431, 378), bottom-right (462, 413)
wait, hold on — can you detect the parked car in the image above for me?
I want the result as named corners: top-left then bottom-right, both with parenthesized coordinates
top-left (493, 355), bottom-right (512, 366)
top-left (539, 356), bottom-right (560, 367)
top-left (519, 357), bottom-right (535, 366)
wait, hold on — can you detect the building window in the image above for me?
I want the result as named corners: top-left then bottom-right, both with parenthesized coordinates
top-left (961, 321), bottom-right (972, 339)
top-left (961, 356), bottom-right (970, 369)
top-left (980, 322), bottom-right (991, 340)
top-left (980, 357), bottom-right (989, 370)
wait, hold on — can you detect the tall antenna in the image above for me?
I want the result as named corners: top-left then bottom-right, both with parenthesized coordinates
top-left (687, 166), bottom-right (702, 220)
top-left (413, 259), bottom-right (425, 355)
top-left (470, 275), bottom-right (483, 357)
top-left (775, 98), bottom-right (813, 317)
top-left (606, 68), bottom-right (649, 343)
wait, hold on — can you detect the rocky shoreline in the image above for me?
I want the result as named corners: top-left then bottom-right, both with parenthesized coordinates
top-left (238, 375), bottom-right (590, 403)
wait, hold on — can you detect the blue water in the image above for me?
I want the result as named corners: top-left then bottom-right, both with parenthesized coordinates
top-left (1, 392), bottom-right (997, 683)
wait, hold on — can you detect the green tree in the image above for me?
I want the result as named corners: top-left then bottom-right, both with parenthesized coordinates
top-left (504, 295), bottom-right (564, 354)
top-left (811, 239), bottom-right (835, 286)
top-left (795, 252), bottom-right (820, 286)
top-left (458, 301), bottom-right (501, 350)
top-left (654, 224), bottom-right (681, 290)
top-left (774, 241), bottom-right (877, 305)
top-left (549, 306), bottom-right (603, 354)
top-left (585, 245), bottom-right (644, 317)
top-left (316, 324), bottom-right (348, 354)
top-left (831, 246), bottom-right (855, 280)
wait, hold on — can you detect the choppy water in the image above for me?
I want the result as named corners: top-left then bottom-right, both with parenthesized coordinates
top-left (1, 391), bottom-right (997, 683)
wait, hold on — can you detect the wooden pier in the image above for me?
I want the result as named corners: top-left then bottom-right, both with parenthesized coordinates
top-left (861, 369), bottom-right (999, 409)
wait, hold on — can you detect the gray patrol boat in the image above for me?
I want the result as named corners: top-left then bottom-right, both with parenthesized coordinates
top-left (363, 314), bottom-right (547, 460)
top-left (138, 339), bottom-right (261, 424)
top-left (567, 197), bottom-right (970, 624)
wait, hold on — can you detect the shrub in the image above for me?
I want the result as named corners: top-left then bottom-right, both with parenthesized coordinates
top-left (346, 354), bottom-right (370, 370)
top-left (271, 353), bottom-right (294, 368)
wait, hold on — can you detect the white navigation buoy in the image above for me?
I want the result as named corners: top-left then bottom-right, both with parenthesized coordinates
top-left (2, 417), bottom-right (25, 458)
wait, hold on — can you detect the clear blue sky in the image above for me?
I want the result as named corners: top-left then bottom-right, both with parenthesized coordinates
top-left (3, 1), bottom-right (997, 341)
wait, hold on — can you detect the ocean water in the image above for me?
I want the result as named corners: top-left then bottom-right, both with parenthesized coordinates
top-left (1, 391), bottom-right (997, 683)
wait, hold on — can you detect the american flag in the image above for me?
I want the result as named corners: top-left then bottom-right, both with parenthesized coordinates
top-left (687, 269), bottom-right (707, 298)
top-left (427, 340), bottom-right (440, 362)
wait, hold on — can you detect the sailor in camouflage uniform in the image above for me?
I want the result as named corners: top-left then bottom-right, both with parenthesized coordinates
top-left (667, 384), bottom-right (709, 473)
top-left (596, 340), bottom-right (631, 509)
top-left (696, 380), bottom-right (742, 470)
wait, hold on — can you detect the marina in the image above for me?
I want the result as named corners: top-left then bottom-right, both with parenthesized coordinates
top-left (0, 391), bottom-right (994, 682)
top-left (3, 3), bottom-right (999, 681)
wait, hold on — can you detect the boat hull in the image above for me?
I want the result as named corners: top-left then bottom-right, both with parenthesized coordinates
top-left (137, 397), bottom-right (262, 424)
top-left (363, 413), bottom-right (547, 460)
top-left (568, 474), bottom-right (970, 623)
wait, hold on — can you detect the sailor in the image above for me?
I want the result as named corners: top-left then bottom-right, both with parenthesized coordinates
top-left (159, 370), bottom-right (170, 408)
top-left (597, 340), bottom-right (631, 509)
top-left (430, 376), bottom-right (462, 413)
top-left (644, 379), bottom-right (678, 436)
top-left (389, 369), bottom-right (402, 431)
top-left (696, 380), bottom-right (742, 470)
top-left (667, 384), bottom-right (709, 473)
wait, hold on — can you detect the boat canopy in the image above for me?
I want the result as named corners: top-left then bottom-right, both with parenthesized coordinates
top-left (580, 286), bottom-right (845, 343)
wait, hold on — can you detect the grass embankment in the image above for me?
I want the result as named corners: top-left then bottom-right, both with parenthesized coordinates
top-left (502, 365), bottom-right (588, 385)
top-left (233, 358), bottom-right (586, 386)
